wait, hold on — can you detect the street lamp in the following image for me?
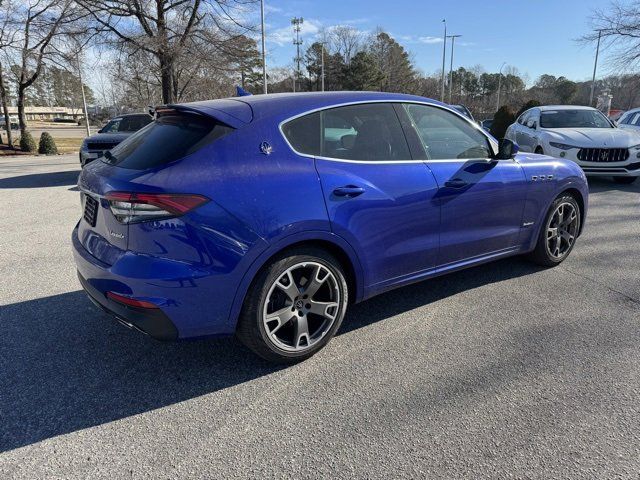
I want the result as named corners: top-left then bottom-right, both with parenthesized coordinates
top-left (589, 29), bottom-right (605, 107)
top-left (76, 52), bottom-right (91, 136)
top-left (496, 62), bottom-right (506, 112)
top-left (440, 19), bottom-right (447, 102)
top-left (320, 42), bottom-right (326, 92)
top-left (447, 34), bottom-right (461, 104)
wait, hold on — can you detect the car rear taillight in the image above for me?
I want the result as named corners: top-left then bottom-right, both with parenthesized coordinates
top-left (105, 192), bottom-right (209, 224)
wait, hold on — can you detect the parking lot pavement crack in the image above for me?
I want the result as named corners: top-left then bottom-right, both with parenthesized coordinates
top-left (558, 265), bottom-right (640, 306)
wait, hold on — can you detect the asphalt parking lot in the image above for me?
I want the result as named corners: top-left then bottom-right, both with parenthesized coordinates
top-left (1, 154), bottom-right (639, 479)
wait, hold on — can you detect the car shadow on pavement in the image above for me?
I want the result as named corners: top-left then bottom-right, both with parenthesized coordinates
top-left (0, 170), bottom-right (80, 189)
top-left (0, 257), bottom-right (543, 453)
top-left (342, 257), bottom-right (545, 334)
top-left (587, 177), bottom-right (640, 194)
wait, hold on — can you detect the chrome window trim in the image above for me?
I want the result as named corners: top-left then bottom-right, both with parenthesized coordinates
top-left (278, 99), bottom-right (499, 164)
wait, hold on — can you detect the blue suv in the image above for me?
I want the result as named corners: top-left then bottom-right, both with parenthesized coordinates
top-left (73, 92), bottom-right (588, 362)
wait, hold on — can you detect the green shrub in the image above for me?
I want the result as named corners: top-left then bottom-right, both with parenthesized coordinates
top-left (490, 105), bottom-right (516, 139)
top-left (38, 131), bottom-right (58, 155)
top-left (19, 131), bottom-right (37, 152)
top-left (516, 100), bottom-right (542, 119)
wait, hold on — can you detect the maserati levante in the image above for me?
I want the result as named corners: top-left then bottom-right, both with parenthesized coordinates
top-left (506, 105), bottom-right (640, 184)
top-left (73, 92), bottom-right (588, 362)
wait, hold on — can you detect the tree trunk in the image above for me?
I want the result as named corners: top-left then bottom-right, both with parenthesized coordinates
top-left (17, 86), bottom-right (27, 136)
top-left (159, 53), bottom-right (174, 104)
top-left (0, 62), bottom-right (14, 149)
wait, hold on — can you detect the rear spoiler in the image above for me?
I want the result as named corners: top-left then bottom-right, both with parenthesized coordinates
top-left (151, 103), bottom-right (250, 129)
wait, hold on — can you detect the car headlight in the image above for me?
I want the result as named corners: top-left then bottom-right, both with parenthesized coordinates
top-left (630, 144), bottom-right (640, 150)
top-left (549, 142), bottom-right (578, 150)
top-left (81, 141), bottom-right (89, 151)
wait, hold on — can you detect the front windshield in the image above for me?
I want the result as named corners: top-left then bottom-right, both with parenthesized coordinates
top-left (101, 118), bottom-right (122, 133)
top-left (540, 109), bottom-right (612, 129)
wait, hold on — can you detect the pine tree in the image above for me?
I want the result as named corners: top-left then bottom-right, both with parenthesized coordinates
top-left (38, 132), bottom-right (58, 155)
top-left (490, 106), bottom-right (516, 139)
top-left (342, 52), bottom-right (384, 91)
top-left (19, 132), bottom-right (37, 153)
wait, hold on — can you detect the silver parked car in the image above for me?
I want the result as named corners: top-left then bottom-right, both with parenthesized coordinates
top-left (79, 113), bottom-right (152, 167)
top-left (617, 108), bottom-right (640, 133)
top-left (505, 105), bottom-right (640, 184)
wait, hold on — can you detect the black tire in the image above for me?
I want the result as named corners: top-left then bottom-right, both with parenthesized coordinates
top-left (535, 146), bottom-right (544, 155)
top-left (236, 247), bottom-right (349, 363)
top-left (613, 176), bottom-right (637, 184)
top-left (528, 194), bottom-right (581, 267)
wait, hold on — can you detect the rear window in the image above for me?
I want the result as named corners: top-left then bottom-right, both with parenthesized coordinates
top-left (103, 113), bottom-right (232, 169)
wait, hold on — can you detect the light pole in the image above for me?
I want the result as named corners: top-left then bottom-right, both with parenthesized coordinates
top-left (447, 34), bottom-right (461, 104)
top-left (496, 62), bottom-right (506, 112)
top-left (440, 19), bottom-right (447, 101)
top-left (589, 29), bottom-right (604, 107)
top-left (260, 0), bottom-right (267, 94)
top-left (320, 43), bottom-right (325, 92)
top-left (76, 52), bottom-right (91, 136)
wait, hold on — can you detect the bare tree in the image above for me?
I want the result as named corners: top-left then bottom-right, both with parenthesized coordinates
top-left (582, 1), bottom-right (640, 70)
top-left (78, 0), bottom-right (256, 104)
top-left (2, 0), bottom-right (85, 134)
top-left (326, 25), bottom-right (362, 65)
top-left (0, 0), bottom-right (18, 146)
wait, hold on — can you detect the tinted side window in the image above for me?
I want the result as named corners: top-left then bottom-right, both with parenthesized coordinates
top-left (320, 103), bottom-right (410, 161)
top-left (404, 104), bottom-right (491, 160)
top-left (126, 115), bottom-right (152, 131)
top-left (104, 114), bottom-right (233, 170)
top-left (282, 113), bottom-right (321, 155)
top-left (117, 117), bottom-right (132, 132)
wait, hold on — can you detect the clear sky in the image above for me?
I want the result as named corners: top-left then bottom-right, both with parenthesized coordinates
top-left (259, 0), bottom-right (617, 85)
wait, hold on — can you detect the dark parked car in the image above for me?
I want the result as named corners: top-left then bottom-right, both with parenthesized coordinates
top-left (79, 113), bottom-right (152, 166)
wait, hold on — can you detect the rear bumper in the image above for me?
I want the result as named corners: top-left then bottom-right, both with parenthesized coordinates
top-left (72, 223), bottom-right (244, 339)
top-left (78, 271), bottom-right (178, 340)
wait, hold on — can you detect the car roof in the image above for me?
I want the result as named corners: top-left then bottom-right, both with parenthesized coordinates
top-left (176, 91), bottom-right (447, 126)
top-left (538, 105), bottom-right (598, 111)
top-left (115, 113), bottom-right (151, 118)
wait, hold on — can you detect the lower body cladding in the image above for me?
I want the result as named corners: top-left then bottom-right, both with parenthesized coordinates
top-left (72, 225), bottom-right (253, 340)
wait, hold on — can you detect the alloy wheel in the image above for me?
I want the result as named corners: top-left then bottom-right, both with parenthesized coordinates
top-left (546, 202), bottom-right (579, 260)
top-left (262, 262), bottom-right (341, 352)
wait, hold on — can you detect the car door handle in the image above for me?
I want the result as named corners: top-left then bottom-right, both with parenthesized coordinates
top-left (333, 185), bottom-right (365, 198)
top-left (444, 178), bottom-right (468, 188)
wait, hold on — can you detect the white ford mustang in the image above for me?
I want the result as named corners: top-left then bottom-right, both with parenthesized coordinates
top-left (506, 105), bottom-right (640, 184)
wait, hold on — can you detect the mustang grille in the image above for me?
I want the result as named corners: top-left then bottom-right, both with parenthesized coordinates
top-left (577, 148), bottom-right (629, 163)
top-left (84, 195), bottom-right (99, 227)
top-left (86, 142), bottom-right (119, 151)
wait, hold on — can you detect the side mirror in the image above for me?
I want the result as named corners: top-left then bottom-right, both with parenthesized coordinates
top-left (526, 119), bottom-right (537, 129)
top-left (496, 138), bottom-right (519, 160)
